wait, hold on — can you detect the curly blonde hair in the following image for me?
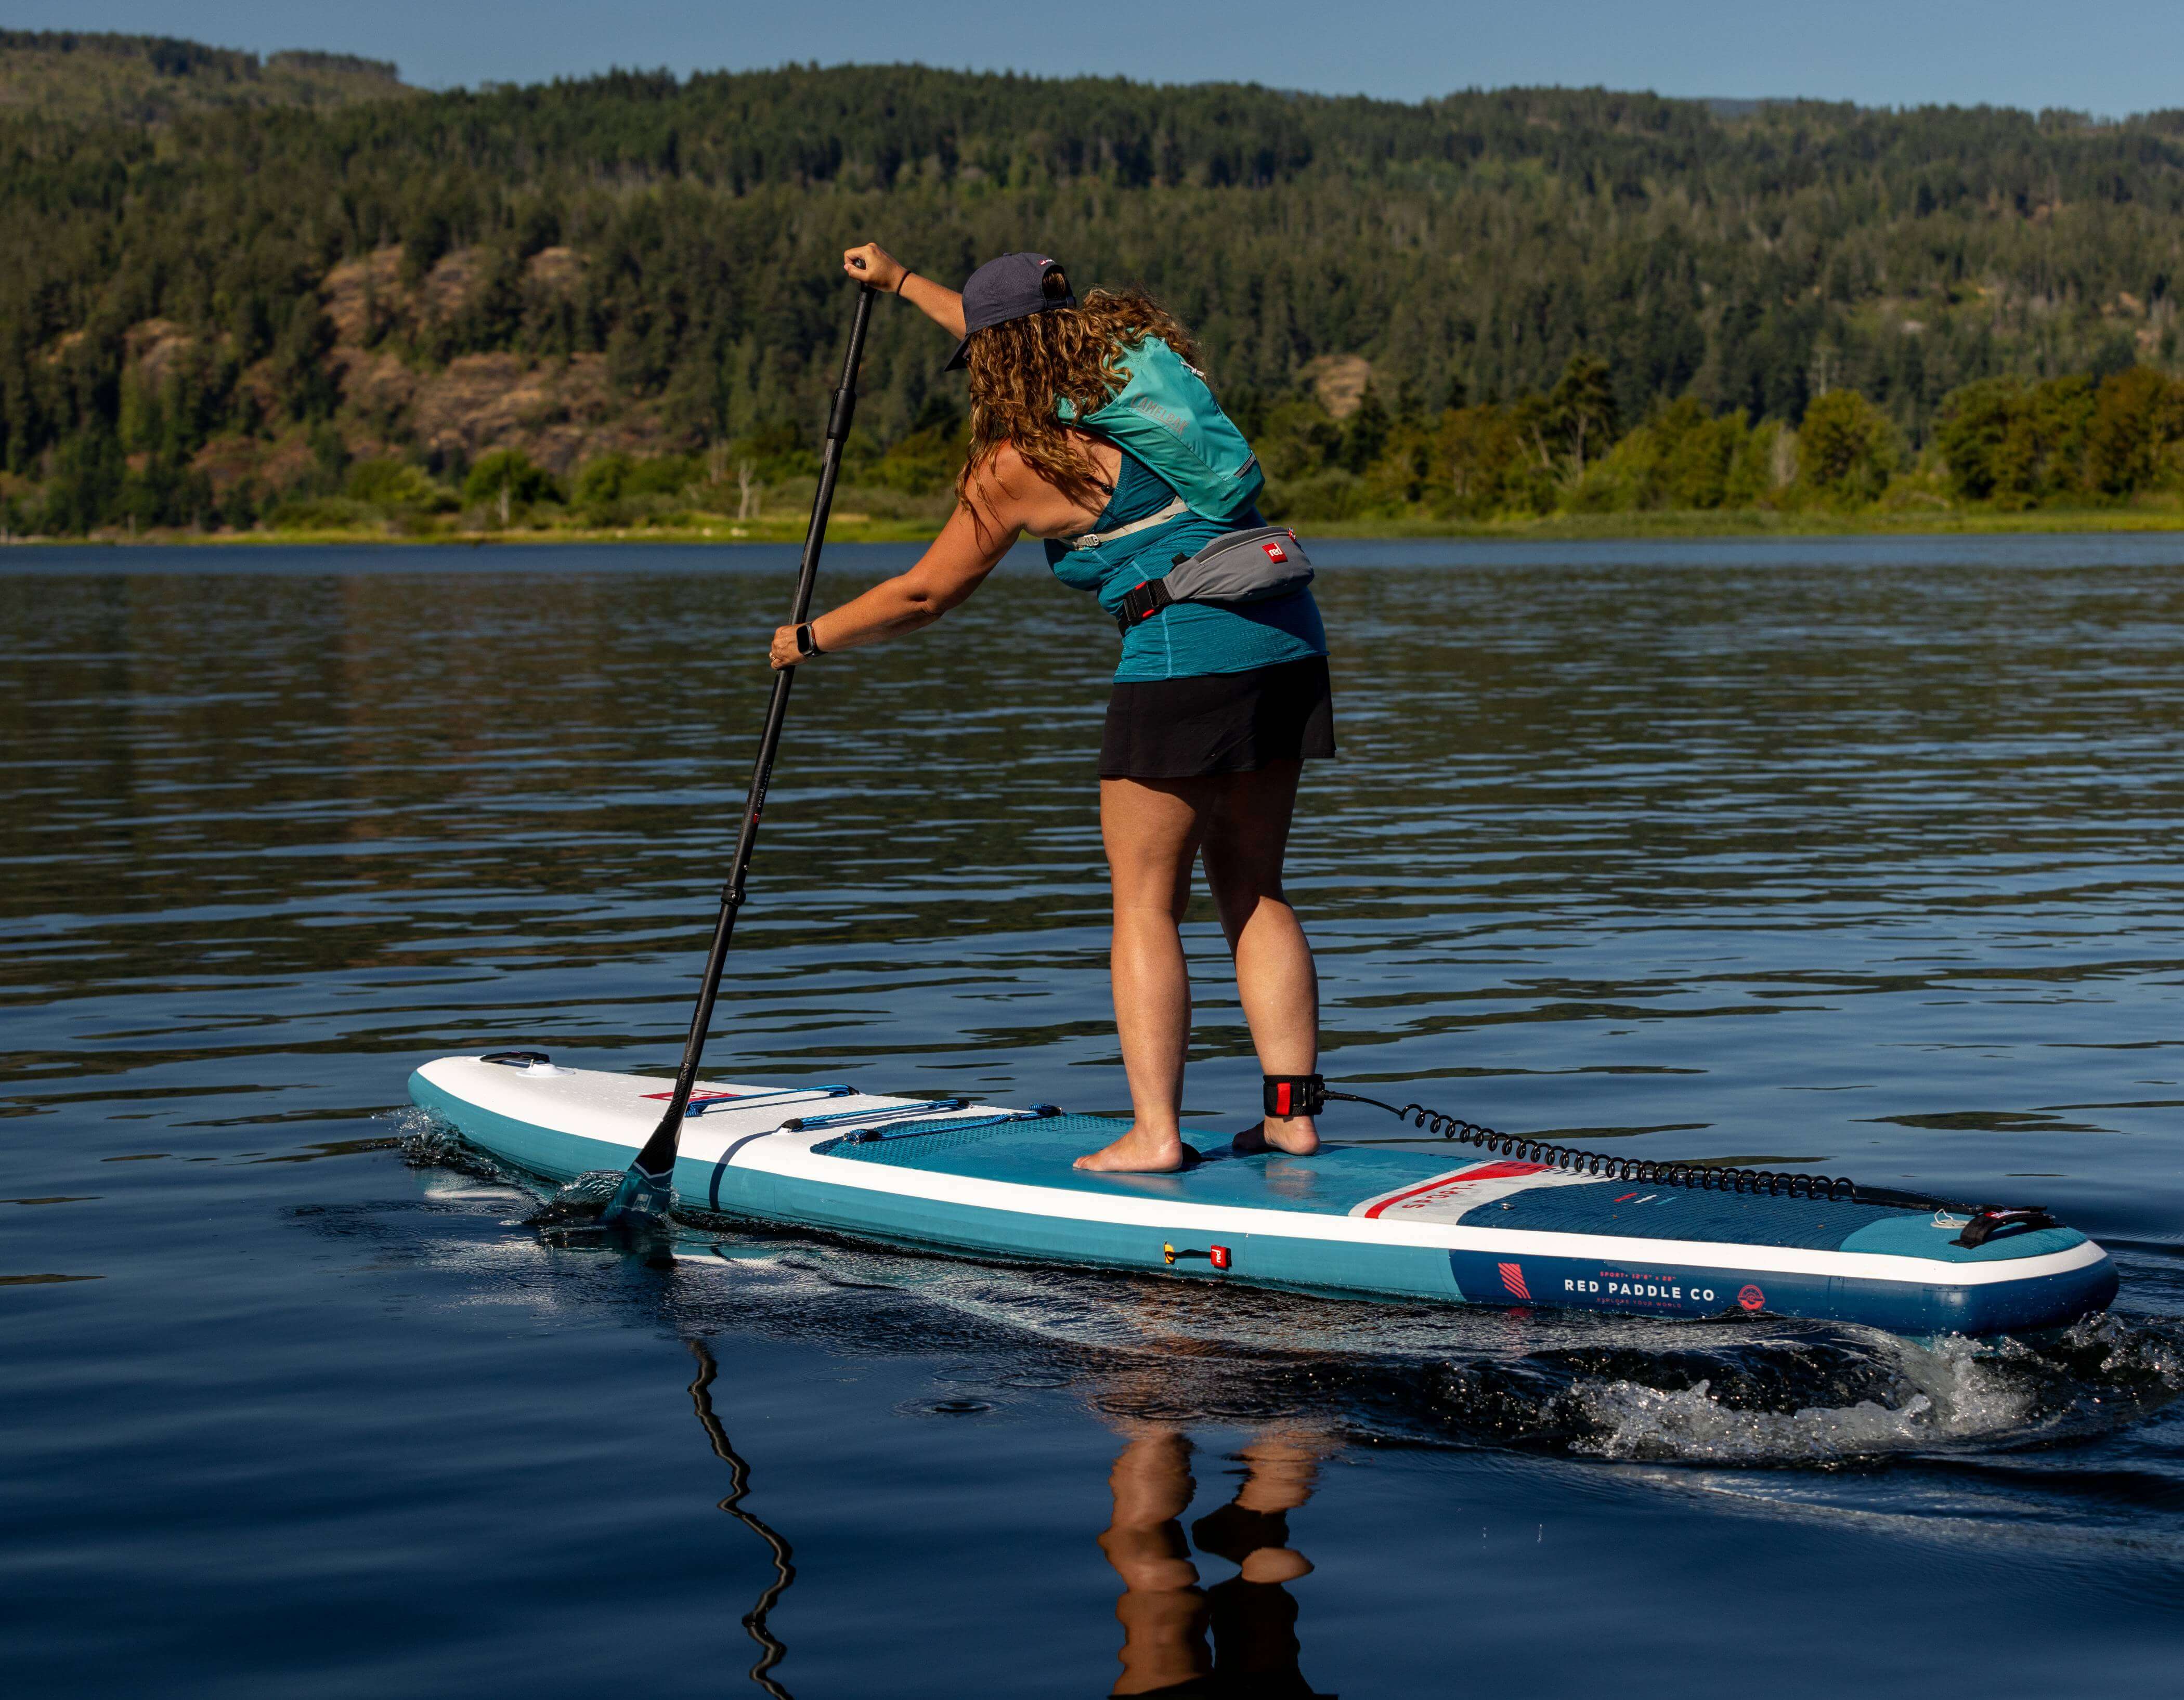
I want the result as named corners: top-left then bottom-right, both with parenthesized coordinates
top-left (959, 283), bottom-right (1201, 513)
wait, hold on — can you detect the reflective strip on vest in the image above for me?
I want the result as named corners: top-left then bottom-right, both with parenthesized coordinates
top-left (1063, 494), bottom-right (1188, 552)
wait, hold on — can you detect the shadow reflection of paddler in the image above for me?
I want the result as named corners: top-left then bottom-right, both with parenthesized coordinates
top-left (1099, 1426), bottom-right (1335, 1699)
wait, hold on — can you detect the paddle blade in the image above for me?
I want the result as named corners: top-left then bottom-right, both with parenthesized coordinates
top-left (523, 1168), bottom-right (625, 1228)
top-left (597, 1164), bottom-right (675, 1228)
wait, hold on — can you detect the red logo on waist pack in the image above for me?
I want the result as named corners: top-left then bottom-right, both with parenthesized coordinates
top-left (1737, 1284), bottom-right (1766, 1311)
top-left (1499, 1261), bottom-right (1532, 1300)
top-left (1262, 540), bottom-right (1288, 563)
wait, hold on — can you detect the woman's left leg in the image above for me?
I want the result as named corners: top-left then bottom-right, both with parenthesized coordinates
top-left (1075, 775), bottom-right (1208, 1173)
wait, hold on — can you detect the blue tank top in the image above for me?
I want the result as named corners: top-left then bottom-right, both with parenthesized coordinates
top-left (1043, 449), bottom-right (1327, 683)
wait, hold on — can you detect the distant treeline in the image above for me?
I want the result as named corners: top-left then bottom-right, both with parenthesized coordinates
top-left (0, 29), bottom-right (399, 85)
top-left (6, 59), bottom-right (2184, 534)
top-left (1255, 359), bottom-right (2184, 522)
top-left (0, 29), bottom-right (407, 125)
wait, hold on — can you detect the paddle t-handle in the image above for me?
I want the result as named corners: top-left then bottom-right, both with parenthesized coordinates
top-left (602, 282), bottom-right (877, 1226)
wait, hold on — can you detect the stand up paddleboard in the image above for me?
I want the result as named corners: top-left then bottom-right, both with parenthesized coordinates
top-left (409, 1054), bottom-right (2116, 1335)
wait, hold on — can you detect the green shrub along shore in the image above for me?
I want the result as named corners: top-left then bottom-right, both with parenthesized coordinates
top-left (17, 358), bottom-right (2184, 545)
top-left (11, 46), bottom-right (2184, 543)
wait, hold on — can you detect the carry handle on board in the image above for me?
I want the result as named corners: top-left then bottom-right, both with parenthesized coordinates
top-left (601, 280), bottom-right (878, 1226)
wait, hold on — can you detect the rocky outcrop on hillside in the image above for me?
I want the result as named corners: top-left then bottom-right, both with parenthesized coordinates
top-left (164, 244), bottom-right (670, 495)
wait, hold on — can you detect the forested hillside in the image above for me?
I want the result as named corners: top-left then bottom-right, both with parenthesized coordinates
top-left (7, 55), bottom-right (2184, 537)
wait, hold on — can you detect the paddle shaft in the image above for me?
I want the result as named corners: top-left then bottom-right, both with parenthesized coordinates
top-left (628, 284), bottom-right (876, 1179)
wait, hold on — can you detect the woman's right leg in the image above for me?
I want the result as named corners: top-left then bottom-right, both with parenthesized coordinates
top-left (1202, 762), bottom-right (1320, 1157)
top-left (1075, 775), bottom-right (1206, 1173)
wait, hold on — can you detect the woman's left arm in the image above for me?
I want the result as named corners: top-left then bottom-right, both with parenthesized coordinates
top-left (768, 498), bottom-right (1012, 669)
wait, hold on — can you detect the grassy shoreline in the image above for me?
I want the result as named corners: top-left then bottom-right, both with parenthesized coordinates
top-left (14, 505), bottom-right (2184, 548)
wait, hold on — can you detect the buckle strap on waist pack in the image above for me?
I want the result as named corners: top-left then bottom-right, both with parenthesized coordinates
top-left (1116, 576), bottom-right (1176, 628)
top-left (1064, 494), bottom-right (1189, 552)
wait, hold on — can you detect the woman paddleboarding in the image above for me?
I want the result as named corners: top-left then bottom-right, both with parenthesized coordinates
top-left (412, 251), bottom-right (2116, 1332)
top-left (770, 244), bottom-right (1335, 1174)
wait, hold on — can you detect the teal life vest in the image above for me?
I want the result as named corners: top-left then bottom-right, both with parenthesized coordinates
top-left (1054, 337), bottom-right (1264, 521)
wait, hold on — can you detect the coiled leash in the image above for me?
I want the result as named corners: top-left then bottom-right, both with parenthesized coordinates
top-left (1259, 1074), bottom-right (2056, 1248)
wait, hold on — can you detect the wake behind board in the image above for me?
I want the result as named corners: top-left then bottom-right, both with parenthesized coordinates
top-left (409, 1055), bottom-right (2116, 1335)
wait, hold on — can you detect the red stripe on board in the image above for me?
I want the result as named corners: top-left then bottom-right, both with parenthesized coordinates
top-left (1360, 1160), bottom-right (1551, 1219)
top-left (640, 1091), bottom-right (746, 1103)
top-left (1499, 1261), bottom-right (1532, 1300)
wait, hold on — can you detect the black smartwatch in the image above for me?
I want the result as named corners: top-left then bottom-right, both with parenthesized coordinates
top-left (795, 622), bottom-right (824, 659)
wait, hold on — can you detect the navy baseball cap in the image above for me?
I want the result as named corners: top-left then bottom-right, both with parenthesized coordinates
top-left (943, 252), bottom-right (1076, 371)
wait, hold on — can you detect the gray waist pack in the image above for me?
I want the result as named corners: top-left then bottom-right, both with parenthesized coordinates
top-left (1113, 526), bottom-right (1314, 632)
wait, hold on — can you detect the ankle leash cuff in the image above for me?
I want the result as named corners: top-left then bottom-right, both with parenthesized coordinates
top-left (1263, 1075), bottom-right (1325, 1118)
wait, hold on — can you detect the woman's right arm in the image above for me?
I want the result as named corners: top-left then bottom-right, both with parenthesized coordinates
top-left (768, 448), bottom-right (1094, 670)
top-left (843, 242), bottom-right (966, 337)
top-left (769, 500), bottom-right (1007, 668)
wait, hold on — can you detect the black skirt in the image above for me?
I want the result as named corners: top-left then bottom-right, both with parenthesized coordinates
top-left (1099, 655), bottom-right (1336, 779)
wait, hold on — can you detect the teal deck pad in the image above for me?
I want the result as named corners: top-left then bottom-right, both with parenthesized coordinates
top-left (826, 1116), bottom-right (1499, 1215)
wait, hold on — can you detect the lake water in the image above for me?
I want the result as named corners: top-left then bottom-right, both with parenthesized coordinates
top-left (5, 537), bottom-right (2183, 1697)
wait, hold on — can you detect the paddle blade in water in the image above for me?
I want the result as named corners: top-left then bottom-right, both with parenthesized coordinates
top-left (525, 1168), bottom-right (632, 1228)
top-left (596, 1165), bottom-right (674, 1230)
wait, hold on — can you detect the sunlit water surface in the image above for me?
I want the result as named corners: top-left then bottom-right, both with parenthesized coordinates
top-left (5, 538), bottom-right (2183, 1697)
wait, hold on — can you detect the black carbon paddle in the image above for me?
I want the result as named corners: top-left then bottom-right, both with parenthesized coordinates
top-left (600, 279), bottom-right (877, 1227)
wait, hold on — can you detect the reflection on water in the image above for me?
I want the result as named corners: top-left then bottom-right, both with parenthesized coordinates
top-left (1100, 1428), bottom-right (1331, 1700)
top-left (687, 1342), bottom-right (797, 1699)
top-left (681, 1319), bottom-right (1335, 1700)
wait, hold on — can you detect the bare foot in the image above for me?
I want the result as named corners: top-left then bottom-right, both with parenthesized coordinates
top-left (1230, 1117), bottom-right (1320, 1157)
top-left (1075, 1126), bottom-right (1190, 1172)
